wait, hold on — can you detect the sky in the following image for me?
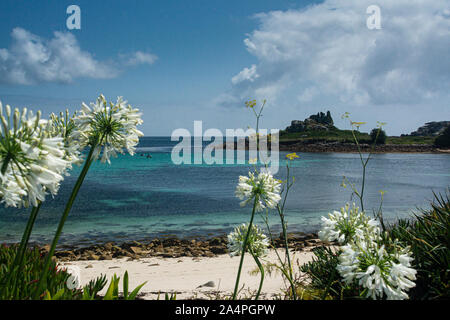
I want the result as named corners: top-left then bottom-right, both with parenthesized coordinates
top-left (0, 0), bottom-right (449, 136)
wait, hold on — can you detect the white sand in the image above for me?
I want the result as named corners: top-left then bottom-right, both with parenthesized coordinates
top-left (60, 248), bottom-right (317, 299)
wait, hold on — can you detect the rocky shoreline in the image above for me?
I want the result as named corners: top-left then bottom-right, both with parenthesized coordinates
top-left (31, 232), bottom-right (325, 262)
top-left (219, 140), bottom-right (445, 153)
top-left (279, 141), bottom-right (442, 153)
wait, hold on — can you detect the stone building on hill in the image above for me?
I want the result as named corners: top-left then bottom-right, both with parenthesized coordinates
top-left (284, 111), bottom-right (335, 133)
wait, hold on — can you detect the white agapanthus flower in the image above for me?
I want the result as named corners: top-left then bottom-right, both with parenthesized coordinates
top-left (318, 203), bottom-right (380, 244)
top-left (0, 171), bottom-right (26, 207)
top-left (228, 223), bottom-right (269, 257)
top-left (235, 171), bottom-right (281, 212)
top-left (0, 102), bottom-right (71, 207)
top-left (70, 94), bottom-right (144, 164)
top-left (337, 240), bottom-right (417, 300)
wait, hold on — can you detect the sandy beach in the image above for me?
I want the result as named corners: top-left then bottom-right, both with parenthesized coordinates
top-left (59, 248), bottom-right (317, 300)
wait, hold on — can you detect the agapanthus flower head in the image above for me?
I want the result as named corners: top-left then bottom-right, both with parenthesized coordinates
top-left (235, 170), bottom-right (281, 212)
top-left (337, 239), bottom-right (417, 300)
top-left (227, 223), bottom-right (269, 257)
top-left (71, 94), bottom-right (144, 164)
top-left (0, 171), bottom-right (26, 207)
top-left (318, 203), bottom-right (380, 244)
top-left (0, 102), bottom-right (70, 207)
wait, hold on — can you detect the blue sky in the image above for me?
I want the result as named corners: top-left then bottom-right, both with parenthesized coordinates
top-left (0, 0), bottom-right (449, 135)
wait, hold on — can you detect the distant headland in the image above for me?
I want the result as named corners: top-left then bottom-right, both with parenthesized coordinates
top-left (221, 111), bottom-right (450, 153)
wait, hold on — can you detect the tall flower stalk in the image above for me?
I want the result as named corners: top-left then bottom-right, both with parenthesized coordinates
top-left (232, 169), bottom-right (281, 299)
top-left (275, 153), bottom-right (298, 299)
top-left (240, 99), bottom-right (298, 299)
top-left (0, 102), bottom-right (72, 298)
top-left (341, 113), bottom-right (386, 212)
top-left (33, 94), bottom-right (143, 298)
top-left (257, 153), bottom-right (299, 299)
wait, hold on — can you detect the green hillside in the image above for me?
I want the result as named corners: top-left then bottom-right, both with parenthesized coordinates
top-left (279, 128), bottom-right (371, 143)
top-left (280, 128), bottom-right (433, 145)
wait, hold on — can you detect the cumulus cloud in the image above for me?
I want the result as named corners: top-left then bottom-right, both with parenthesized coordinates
top-left (220, 0), bottom-right (450, 108)
top-left (0, 28), bottom-right (157, 85)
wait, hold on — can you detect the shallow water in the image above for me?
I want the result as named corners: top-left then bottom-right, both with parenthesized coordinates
top-left (0, 137), bottom-right (449, 247)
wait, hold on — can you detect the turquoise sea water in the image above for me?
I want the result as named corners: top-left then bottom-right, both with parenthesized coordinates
top-left (0, 137), bottom-right (449, 248)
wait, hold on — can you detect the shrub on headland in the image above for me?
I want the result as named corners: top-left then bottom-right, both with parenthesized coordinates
top-left (434, 126), bottom-right (450, 148)
top-left (370, 128), bottom-right (387, 145)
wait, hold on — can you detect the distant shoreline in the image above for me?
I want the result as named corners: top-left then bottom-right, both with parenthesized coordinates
top-left (279, 142), bottom-right (445, 154)
top-left (219, 141), bottom-right (449, 154)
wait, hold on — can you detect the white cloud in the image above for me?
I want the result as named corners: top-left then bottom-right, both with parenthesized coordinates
top-left (220, 0), bottom-right (450, 110)
top-left (123, 51), bottom-right (158, 66)
top-left (0, 28), bottom-right (158, 85)
top-left (231, 64), bottom-right (259, 84)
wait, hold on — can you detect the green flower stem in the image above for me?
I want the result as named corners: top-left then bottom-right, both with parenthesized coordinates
top-left (252, 254), bottom-right (264, 300)
top-left (278, 210), bottom-right (297, 299)
top-left (351, 129), bottom-right (366, 211)
top-left (33, 144), bottom-right (97, 299)
top-left (10, 202), bottom-right (42, 298)
top-left (260, 212), bottom-right (300, 298)
top-left (232, 195), bottom-right (258, 300)
top-left (260, 212), bottom-right (299, 298)
top-left (350, 127), bottom-right (381, 212)
top-left (277, 265), bottom-right (297, 299)
top-left (251, 100), bottom-right (265, 152)
top-left (276, 163), bottom-right (297, 300)
top-left (260, 213), bottom-right (287, 270)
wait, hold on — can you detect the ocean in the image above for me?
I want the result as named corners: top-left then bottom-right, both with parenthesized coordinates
top-left (0, 136), bottom-right (449, 248)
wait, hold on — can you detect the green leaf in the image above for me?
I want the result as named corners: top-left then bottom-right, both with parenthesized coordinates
top-left (123, 271), bottom-right (129, 300)
top-left (82, 287), bottom-right (91, 300)
top-left (127, 281), bottom-right (147, 300)
top-left (113, 275), bottom-right (120, 298)
top-left (103, 275), bottom-right (118, 300)
top-left (53, 288), bottom-right (66, 300)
